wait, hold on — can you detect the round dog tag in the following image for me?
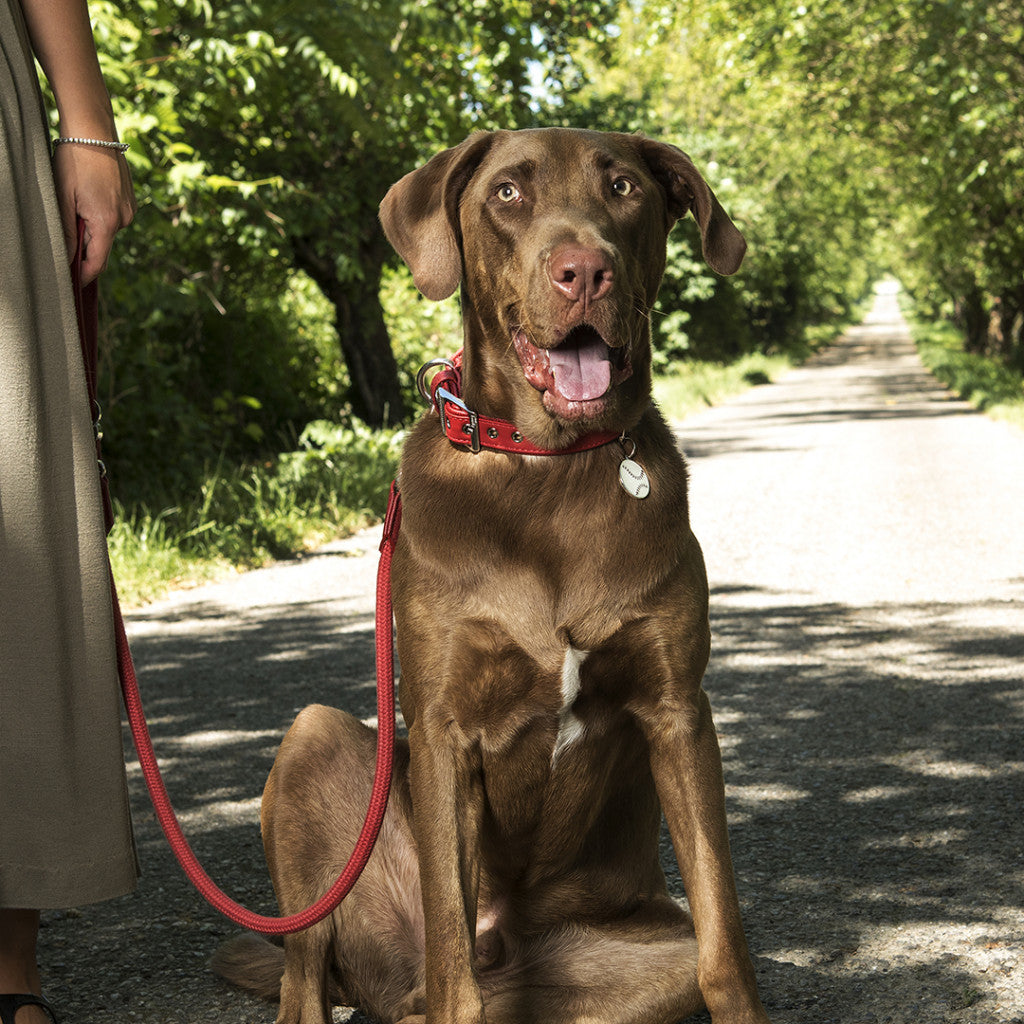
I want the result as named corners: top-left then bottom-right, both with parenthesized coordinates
top-left (619, 458), bottom-right (650, 499)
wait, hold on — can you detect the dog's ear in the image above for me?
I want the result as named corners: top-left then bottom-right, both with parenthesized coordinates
top-left (379, 132), bottom-right (496, 300)
top-left (630, 136), bottom-right (747, 276)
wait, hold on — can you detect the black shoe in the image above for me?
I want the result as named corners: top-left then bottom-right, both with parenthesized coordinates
top-left (0, 995), bottom-right (58, 1024)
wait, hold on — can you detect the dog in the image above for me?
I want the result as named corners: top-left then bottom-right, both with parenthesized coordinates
top-left (214, 128), bottom-right (770, 1024)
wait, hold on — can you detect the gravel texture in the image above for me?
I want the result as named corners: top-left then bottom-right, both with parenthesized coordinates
top-left (36, 286), bottom-right (1024, 1022)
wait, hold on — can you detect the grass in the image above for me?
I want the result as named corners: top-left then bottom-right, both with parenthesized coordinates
top-left (107, 508), bottom-right (235, 606)
top-left (653, 351), bottom-right (793, 420)
top-left (907, 316), bottom-right (1024, 430)
top-left (650, 315), bottom-right (851, 420)
top-left (108, 420), bottom-right (403, 607)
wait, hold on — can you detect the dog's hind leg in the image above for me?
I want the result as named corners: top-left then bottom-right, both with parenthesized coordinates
top-left (263, 704), bottom-right (425, 1024)
top-left (480, 911), bottom-right (704, 1024)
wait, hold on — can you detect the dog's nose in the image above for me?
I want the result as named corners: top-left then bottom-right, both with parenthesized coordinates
top-left (548, 245), bottom-right (614, 305)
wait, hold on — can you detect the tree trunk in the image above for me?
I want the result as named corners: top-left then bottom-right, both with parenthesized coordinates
top-left (995, 285), bottom-right (1024, 374)
top-left (953, 281), bottom-right (989, 355)
top-left (291, 234), bottom-right (407, 427)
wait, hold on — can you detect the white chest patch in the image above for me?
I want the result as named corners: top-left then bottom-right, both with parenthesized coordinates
top-left (552, 647), bottom-right (588, 766)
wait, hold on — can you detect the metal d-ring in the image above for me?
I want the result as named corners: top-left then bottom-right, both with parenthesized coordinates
top-left (416, 358), bottom-right (457, 405)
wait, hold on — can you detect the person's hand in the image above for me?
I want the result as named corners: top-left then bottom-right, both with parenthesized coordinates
top-left (52, 142), bottom-right (136, 285)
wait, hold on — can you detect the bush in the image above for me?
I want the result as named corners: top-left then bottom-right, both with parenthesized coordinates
top-left (910, 316), bottom-right (1024, 427)
top-left (109, 418), bottom-right (404, 603)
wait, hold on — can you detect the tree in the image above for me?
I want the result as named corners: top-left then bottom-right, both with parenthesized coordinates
top-left (555, 0), bottom-right (883, 361)
top-left (81, 1), bottom-right (614, 503)
top-left (714, 0), bottom-right (1024, 367)
top-left (113, 0), bottom-right (614, 426)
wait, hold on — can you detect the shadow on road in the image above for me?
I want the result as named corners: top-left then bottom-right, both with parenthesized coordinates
top-left (682, 588), bottom-right (1023, 1023)
top-left (38, 580), bottom-right (1023, 1022)
top-left (51, 591), bottom-right (1020, 1022)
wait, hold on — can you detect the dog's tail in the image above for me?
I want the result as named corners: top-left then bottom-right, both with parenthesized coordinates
top-left (210, 933), bottom-right (285, 1000)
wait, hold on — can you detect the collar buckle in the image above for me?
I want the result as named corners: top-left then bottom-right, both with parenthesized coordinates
top-left (436, 387), bottom-right (481, 453)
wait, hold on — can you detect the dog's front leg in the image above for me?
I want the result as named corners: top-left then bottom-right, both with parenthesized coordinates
top-left (641, 682), bottom-right (770, 1024)
top-left (407, 712), bottom-right (486, 1024)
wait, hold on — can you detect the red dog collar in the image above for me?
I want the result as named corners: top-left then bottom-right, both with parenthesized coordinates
top-left (418, 355), bottom-right (619, 456)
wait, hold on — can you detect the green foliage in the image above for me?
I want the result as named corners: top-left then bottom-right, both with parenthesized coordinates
top-left (708, 0), bottom-right (1024, 366)
top-left (652, 353), bottom-right (792, 420)
top-left (107, 506), bottom-right (232, 607)
top-left (164, 419), bottom-right (401, 565)
top-left (85, 0), bottom-right (618, 506)
top-left (380, 265), bottom-right (463, 409)
top-left (556, 1), bottom-right (882, 364)
top-left (108, 419), bottom-right (404, 604)
top-left (909, 313), bottom-right (1024, 429)
top-left (275, 421), bottom-right (404, 523)
top-left (553, 0), bottom-right (1023, 377)
top-left (98, 263), bottom-right (347, 505)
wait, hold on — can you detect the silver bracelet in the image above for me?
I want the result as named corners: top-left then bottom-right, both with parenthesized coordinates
top-left (53, 136), bottom-right (129, 153)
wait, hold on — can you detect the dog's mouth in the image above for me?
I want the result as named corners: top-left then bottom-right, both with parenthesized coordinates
top-left (514, 326), bottom-right (632, 419)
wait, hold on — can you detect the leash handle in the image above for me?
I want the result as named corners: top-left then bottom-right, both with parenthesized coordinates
top-left (71, 219), bottom-right (114, 533)
top-left (73, 227), bottom-right (397, 935)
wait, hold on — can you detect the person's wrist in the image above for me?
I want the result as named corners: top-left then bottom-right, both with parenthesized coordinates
top-left (55, 95), bottom-right (118, 144)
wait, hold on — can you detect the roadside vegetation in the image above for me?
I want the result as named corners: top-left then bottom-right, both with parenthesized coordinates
top-left (107, 421), bottom-right (404, 605)
top-left (108, 348), bottom-right (804, 607)
top-left (81, 2), bottom-right (1022, 604)
top-left (908, 317), bottom-right (1024, 431)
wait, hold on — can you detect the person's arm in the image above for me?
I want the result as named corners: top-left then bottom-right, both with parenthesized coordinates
top-left (21, 0), bottom-right (135, 283)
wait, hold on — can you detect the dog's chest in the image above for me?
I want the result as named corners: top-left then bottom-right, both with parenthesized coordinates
top-left (472, 626), bottom-right (655, 850)
top-left (552, 646), bottom-right (588, 765)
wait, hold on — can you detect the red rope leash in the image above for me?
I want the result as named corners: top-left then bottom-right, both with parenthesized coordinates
top-left (111, 483), bottom-right (400, 935)
top-left (73, 221), bottom-right (400, 934)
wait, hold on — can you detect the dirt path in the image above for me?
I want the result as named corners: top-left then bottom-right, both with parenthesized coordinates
top-left (39, 285), bottom-right (1024, 1022)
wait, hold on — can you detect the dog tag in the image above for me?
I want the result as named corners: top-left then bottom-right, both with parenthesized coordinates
top-left (619, 458), bottom-right (650, 499)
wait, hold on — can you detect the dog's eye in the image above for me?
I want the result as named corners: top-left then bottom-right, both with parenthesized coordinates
top-left (496, 183), bottom-right (522, 203)
top-left (611, 177), bottom-right (635, 197)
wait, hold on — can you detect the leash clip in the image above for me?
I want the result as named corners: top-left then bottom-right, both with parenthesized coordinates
top-left (436, 387), bottom-right (481, 453)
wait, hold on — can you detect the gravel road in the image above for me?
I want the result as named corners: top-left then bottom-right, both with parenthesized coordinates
top-left (38, 284), bottom-right (1024, 1023)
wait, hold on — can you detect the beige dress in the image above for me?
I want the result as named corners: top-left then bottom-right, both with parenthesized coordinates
top-left (0, 0), bottom-right (138, 908)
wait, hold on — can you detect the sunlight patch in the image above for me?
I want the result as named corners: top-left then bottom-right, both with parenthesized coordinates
top-left (176, 728), bottom-right (281, 748)
top-left (888, 756), bottom-right (1024, 780)
top-left (841, 784), bottom-right (916, 803)
top-left (727, 784), bottom-right (810, 803)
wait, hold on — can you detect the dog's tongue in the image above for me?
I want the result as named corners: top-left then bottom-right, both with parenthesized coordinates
top-left (548, 333), bottom-right (611, 402)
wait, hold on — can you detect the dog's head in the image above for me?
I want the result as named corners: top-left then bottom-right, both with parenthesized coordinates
top-left (381, 128), bottom-right (745, 448)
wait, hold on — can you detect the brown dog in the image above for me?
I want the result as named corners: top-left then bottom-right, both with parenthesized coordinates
top-left (214, 128), bottom-right (770, 1024)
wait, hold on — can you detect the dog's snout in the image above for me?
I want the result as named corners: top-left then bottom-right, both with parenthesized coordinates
top-left (548, 245), bottom-right (614, 306)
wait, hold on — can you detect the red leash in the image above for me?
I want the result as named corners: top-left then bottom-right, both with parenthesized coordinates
top-left (72, 222), bottom-right (398, 935)
top-left (111, 486), bottom-right (400, 935)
